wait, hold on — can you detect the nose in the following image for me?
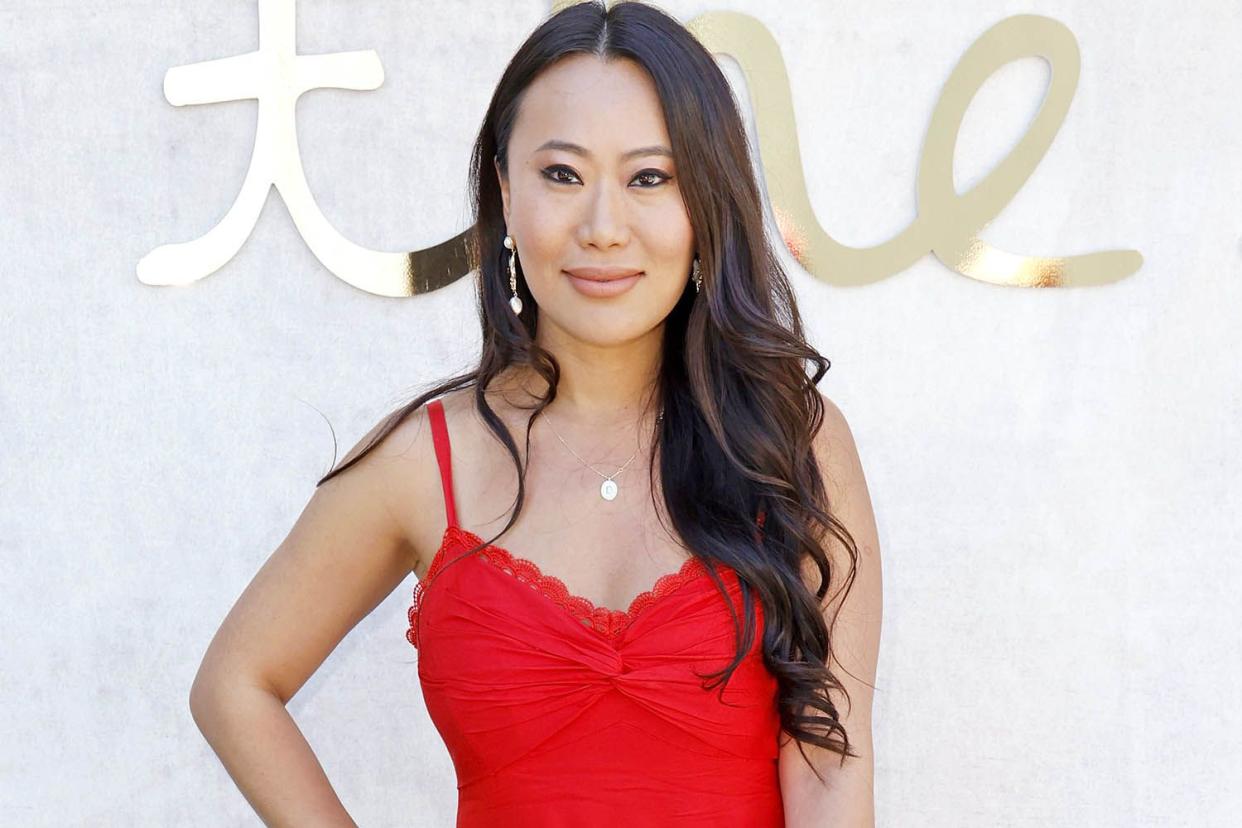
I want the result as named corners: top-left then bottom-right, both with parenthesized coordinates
top-left (575, 178), bottom-right (631, 250)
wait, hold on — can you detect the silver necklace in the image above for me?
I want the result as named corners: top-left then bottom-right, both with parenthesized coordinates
top-left (542, 407), bottom-right (664, 501)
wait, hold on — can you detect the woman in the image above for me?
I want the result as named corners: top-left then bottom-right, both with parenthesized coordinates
top-left (189, 2), bottom-right (882, 825)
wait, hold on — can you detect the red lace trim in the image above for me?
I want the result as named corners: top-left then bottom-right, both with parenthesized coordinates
top-left (407, 524), bottom-right (460, 648)
top-left (407, 525), bottom-right (709, 646)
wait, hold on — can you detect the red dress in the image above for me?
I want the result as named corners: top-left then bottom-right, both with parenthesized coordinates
top-left (408, 398), bottom-right (784, 826)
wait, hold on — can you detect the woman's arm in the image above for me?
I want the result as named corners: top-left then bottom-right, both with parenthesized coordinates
top-left (189, 410), bottom-right (429, 827)
top-left (780, 394), bottom-right (883, 827)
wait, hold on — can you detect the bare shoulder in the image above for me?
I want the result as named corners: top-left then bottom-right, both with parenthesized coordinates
top-left (803, 390), bottom-right (881, 596)
top-left (396, 385), bottom-right (514, 574)
top-left (328, 394), bottom-right (452, 577)
top-left (811, 392), bottom-right (869, 506)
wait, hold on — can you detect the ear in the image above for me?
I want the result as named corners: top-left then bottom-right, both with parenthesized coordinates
top-left (494, 154), bottom-right (510, 226)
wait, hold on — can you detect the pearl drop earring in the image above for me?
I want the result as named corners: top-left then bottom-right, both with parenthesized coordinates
top-left (691, 256), bottom-right (702, 293)
top-left (504, 234), bottom-right (522, 314)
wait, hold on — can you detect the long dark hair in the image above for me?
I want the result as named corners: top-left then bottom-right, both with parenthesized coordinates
top-left (317, 0), bottom-right (863, 779)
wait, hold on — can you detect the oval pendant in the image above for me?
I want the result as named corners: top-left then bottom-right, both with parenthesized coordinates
top-left (600, 479), bottom-right (619, 501)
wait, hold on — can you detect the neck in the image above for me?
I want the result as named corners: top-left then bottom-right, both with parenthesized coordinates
top-left (496, 324), bottom-right (664, 430)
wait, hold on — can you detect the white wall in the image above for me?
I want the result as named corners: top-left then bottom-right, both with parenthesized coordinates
top-left (2, 0), bottom-right (1239, 825)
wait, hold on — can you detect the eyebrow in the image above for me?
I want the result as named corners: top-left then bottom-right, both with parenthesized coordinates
top-left (534, 139), bottom-right (674, 161)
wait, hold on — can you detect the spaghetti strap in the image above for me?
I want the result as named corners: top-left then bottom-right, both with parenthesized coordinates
top-left (427, 398), bottom-right (458, 529)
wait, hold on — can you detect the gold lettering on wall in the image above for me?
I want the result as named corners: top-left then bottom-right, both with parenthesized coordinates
top-left (684, 9), bottom-right (1141, 286)
top-left (136, 0), bottom-right (465, 296)
top-left (139, 0), bottom-right (1140, 295)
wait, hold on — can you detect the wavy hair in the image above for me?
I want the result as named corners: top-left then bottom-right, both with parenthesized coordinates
top-left (317, 0), bottom-right (863, 780)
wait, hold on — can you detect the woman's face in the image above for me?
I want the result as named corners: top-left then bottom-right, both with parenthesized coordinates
top-left (495, 54), bottom-right (695, 348)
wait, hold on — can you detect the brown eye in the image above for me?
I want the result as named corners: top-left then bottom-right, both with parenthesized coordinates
top-left (541, 165), bottom-right (581, 185)
top-left (632, 170), bottom-right (672, 188)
